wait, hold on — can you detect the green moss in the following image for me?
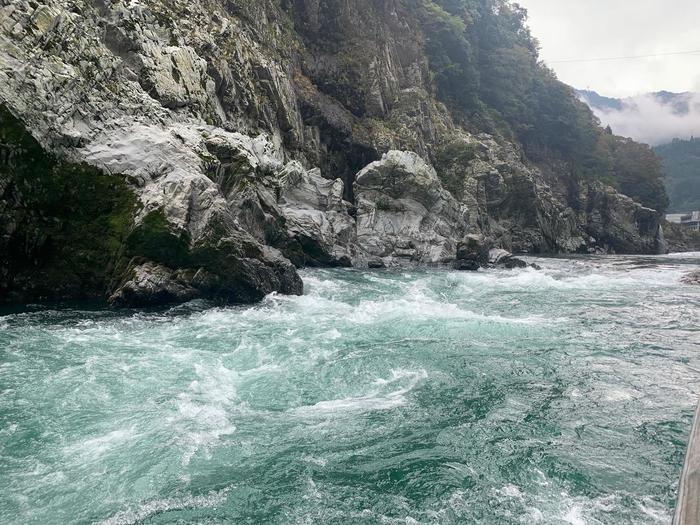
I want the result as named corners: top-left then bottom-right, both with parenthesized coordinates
top-left (0, 106), bottom-right (138, 302)
top-left (125, 208), bottom-right (252, 275)
top-left (124, 209), bottom-right (192, 269)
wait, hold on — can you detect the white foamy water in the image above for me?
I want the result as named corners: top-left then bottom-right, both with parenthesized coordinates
top-left (0, 253), bottom-right (698, 524)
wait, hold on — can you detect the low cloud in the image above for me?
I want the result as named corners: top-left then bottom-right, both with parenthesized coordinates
top-left (587, 93), bottom-right (700, 146)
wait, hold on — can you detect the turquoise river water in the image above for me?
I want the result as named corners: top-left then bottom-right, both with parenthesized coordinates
top-left (1, 254), bottom-right (700, 524)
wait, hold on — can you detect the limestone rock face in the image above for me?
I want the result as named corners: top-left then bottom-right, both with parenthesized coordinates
top-left (354, 151), bottom-right (469, 265)
top-left (0, 0), bottom-right (669, 307)
top-left (664, 222), bottom-right (700, 253)
top-left (277, 164), bottom-right (356, 266)
top-left (201, 133), bottom-right (355, 268)
top-left (0, 1), bottom-right (308, 306)
top-left (434, 133), bottom-right (664, 256)
top-left (579, 181), bottom-right (664, 254)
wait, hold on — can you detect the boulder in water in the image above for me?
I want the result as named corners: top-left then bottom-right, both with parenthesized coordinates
top-left (456, 235), bottom-right (491, 266)
top-left (502, 257), bottom-right (528, 269)
top-left (488, 248), bottom-right (529, 269)
top-left (109, 261), bottom-right (200, 307)
top-left (454, 259), bottom-right (481, 272)
top-left (488, 248), bottom-right (512, 265)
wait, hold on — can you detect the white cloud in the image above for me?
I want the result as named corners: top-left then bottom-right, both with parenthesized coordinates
top-left (587, 93), bottom-right (700, 146)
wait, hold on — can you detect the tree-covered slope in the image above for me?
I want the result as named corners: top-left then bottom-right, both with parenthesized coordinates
top-left (424, 0), bottom-right (668, 211)
top-left (654, 138), bottom-right (700, 212)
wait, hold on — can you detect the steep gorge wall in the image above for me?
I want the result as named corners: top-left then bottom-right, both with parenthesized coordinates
top-left (0, 0), bottom-right (665, 305)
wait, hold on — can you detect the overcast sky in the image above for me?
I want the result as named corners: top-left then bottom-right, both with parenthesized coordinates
top-left (517, 0), bottom-right (700, 97)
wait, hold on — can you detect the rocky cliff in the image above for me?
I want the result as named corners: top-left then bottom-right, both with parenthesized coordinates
top-left (0, 0), bottom-right (667, 306)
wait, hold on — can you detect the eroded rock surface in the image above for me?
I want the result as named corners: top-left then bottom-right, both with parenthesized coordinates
top-left (354, 151), bottom-right (468, 265)
top-left (0, 0), bottom-right (669, 306)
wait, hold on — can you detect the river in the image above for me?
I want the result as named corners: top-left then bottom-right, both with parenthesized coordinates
top-left (1, 254), bottom-right (699, 524)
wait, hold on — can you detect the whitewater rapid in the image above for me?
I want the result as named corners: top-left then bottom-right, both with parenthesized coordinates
top-left (0, 254), bottom-right (699, 524)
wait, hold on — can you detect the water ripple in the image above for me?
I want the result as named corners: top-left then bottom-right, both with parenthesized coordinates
top-left (0, 254), bottom-right (698, 524)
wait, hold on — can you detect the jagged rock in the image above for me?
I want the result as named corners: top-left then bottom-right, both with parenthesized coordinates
top-left (110, 239), bottom-right (303, 306)
top-left (109, 261), bottom-right (200, 307)
top-left (435, 133), bottom-right (664, 256)
top-left (203, 134), bottom-right (356, 268)
top-left (488, 248), bottom-right (512, 265)
top-left (664, 221), bottom-right (700, 252)
top-left (0, 1), bottom-right (311, 307)
top-left (580, 181), bottom-right (664, 254)
top-left (277, 164), bottom-right (356, 267)
top-left (456, 235), bottom-right (491, 265)
top-left (488, 248), bottom-right (528, 269)
top-left (354, 151), bottom-right (469, 264)
top-left (110, 256), bottom-right (303, 308)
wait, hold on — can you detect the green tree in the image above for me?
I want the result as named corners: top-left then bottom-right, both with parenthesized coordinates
top-left (415, 0), bottom-right (669, 211)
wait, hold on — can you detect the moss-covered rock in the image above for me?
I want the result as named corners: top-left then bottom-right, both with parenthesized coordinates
top-left (0, 107), bottom-right (304, 306)
top-left (112, 208), bottom-right (302, 306)
top-left (0, 106), bottom-right (137, 303)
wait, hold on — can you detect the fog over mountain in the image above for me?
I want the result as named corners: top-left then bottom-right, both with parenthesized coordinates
top-left (578, 90), bottom-right (700, 146)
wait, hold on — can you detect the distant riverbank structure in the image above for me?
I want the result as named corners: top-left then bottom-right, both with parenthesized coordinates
top-left (667, 211), bottom-right (700, 231)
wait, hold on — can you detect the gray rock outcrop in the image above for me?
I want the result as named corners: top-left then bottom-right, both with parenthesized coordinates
top-left (0, 0), bottom-right (670, 307)
top-left (0, 1), bottom-right (310, 305)
top-left (277, 164), bottom-right (356, 266)
top-left (354, 151), bottom-right (469, 265)
top-left (451, 235), bottom-right (488, 271)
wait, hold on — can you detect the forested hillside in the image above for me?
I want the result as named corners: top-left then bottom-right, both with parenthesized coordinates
top-left (655, 138), bottom-right (700, 212)
top-left (405, 0), bottom-right (669, 210)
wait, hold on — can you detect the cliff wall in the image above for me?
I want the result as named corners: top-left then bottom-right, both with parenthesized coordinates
top-left (0, 0), bottom-right (666, 305)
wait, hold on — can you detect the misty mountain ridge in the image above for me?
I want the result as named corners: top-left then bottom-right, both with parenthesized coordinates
top-left (577, 89), bottom-right (700, 145)
top-left (579, 89), bottom-right (698, 116)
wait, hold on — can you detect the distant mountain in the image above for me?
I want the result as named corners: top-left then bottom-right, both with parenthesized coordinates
top-left (652, 91), bottom-right (696, 115)
top-left (578, 90), bottom-right (697, 117)
top-left (654, 138), bottom-right (700, 213)
top-left (577, 89), bottom-right (623, 112)
top-left (576, 89), bottom-right (700, 146)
